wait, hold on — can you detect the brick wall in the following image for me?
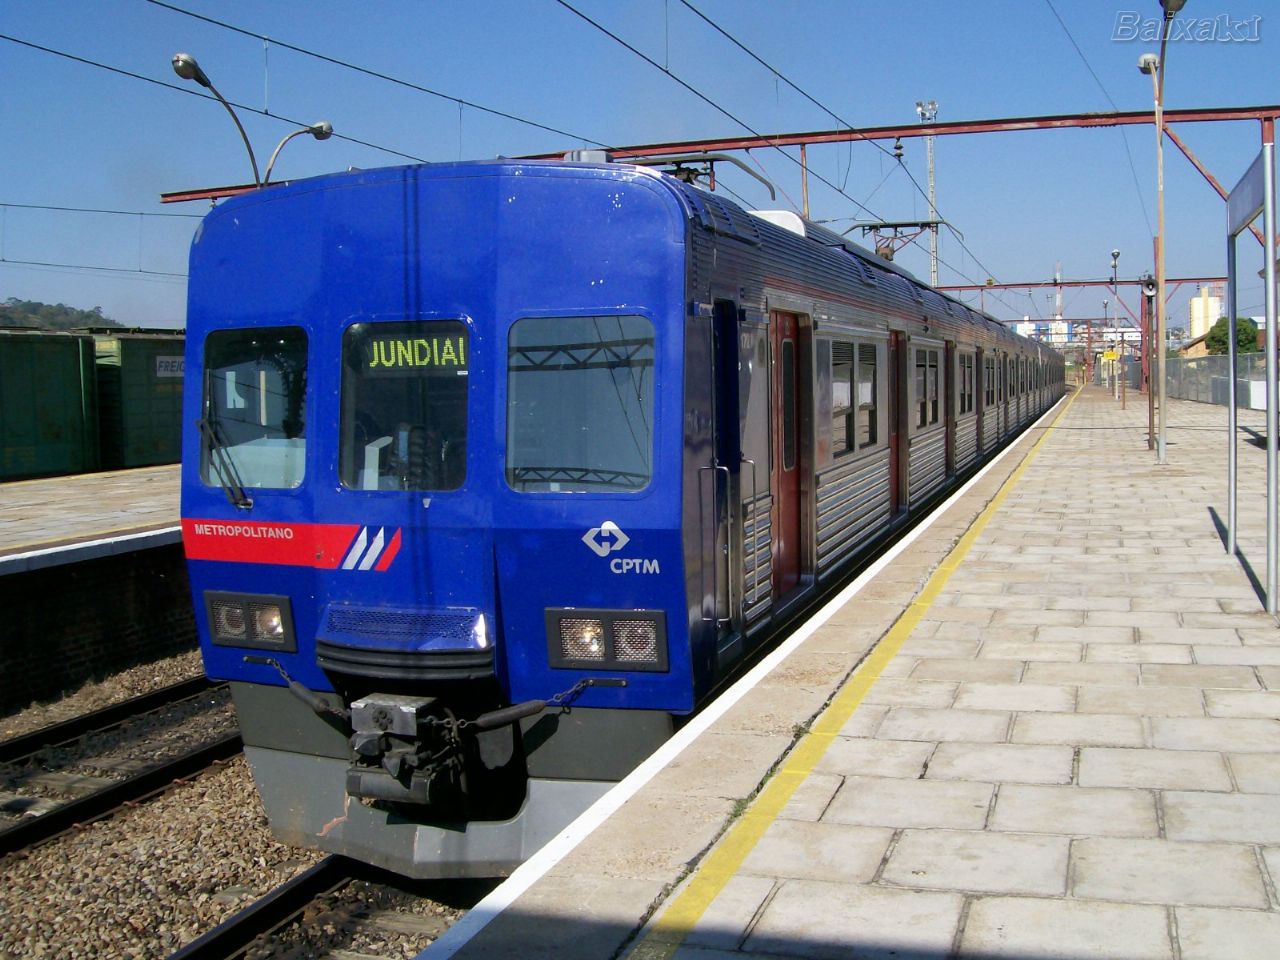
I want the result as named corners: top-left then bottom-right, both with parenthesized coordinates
top-left (0, 545), bottom-right (197, 714)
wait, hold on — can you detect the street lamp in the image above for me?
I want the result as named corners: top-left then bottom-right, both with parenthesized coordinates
top-left (264, 121), bottom-right (334, 184)
top-left (172, 53), bottom-right (261, 187)
top-left (1138, 0), bottom-right (1186, 465)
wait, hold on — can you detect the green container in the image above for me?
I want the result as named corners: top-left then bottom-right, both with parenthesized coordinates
top-left (0, 329), bottom-right (100, 480)
top-left (94, 332), bottom-right (185, 469)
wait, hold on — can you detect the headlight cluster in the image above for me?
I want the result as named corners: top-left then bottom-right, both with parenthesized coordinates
top-left (545, 609), bottom-right (667, 672)
top-left (205, 592), bottom-right (296, 652)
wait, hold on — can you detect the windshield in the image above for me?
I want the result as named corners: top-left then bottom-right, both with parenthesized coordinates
top-left (201, 327), bottom-right (307, 489)
top-left (339, 320), bottom-right (469, 491)
top-left (506, 315), bottom-right (654, 493)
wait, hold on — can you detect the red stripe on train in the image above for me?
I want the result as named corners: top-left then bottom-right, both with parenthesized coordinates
top-left (182, 519), bottom-right (362, 568)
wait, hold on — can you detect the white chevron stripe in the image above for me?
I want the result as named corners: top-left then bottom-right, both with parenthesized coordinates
top-left (341, 527), bottom-right (369, 570)
top-left (357, 527), bottom-right (385, 571)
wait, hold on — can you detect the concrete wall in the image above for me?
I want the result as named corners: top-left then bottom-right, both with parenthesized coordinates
top-left (0, 545), bottom-right (196, 714)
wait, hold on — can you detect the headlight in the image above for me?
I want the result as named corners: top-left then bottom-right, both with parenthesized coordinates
top-left (205, 592), bottom-right (297, 652)
top-left (545, 609), bottom-right (667, 672)
top-left (254, 606), bottom-right (285, 640)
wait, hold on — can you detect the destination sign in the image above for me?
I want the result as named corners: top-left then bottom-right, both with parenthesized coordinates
top-left (363, 333), bottom-right (468, 376)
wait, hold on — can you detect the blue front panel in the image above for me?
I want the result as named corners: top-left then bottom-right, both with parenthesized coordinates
top-left (182, 162), bottom-right (695, 712)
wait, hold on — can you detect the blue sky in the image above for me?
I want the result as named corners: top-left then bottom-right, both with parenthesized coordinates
top-left (0, 0), bottom-right (1274, 329)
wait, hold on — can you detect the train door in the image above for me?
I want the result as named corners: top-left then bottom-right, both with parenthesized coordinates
top-left (888, 330), bottom-right (908, 514)
top-left (710, 300), bottom-right (739, 646)
top-left (769, 310), bottom-right (802, 598)
top-left (944, 340), bottom-right (956, 475)
top-left (975, 346), bottom-right (985, 452)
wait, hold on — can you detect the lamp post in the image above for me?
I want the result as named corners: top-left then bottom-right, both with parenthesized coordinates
top-left (916, 99), bottom-right (939, 286)
top-left (264, 122), bottom-right (334, 184)
top-left (172, 53), bottom-right (334, 190)
top-left (172, 53), bottom-right (261, 187)
top-left (1139, 0), bottom-right (1187, 465)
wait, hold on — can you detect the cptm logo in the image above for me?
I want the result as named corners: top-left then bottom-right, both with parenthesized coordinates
top-left (582, 521), bottom-right (660, 575)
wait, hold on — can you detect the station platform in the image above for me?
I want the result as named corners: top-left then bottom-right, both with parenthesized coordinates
top-left (431, 386), bottom-right (1280, 960)
top-left (0, 464), bottom-right (180, 574)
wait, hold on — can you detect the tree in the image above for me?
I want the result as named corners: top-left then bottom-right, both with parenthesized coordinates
top-left (0, 298), bottom-right (124, 331)
top-left (1205, 316), bottom-right (1259, 355)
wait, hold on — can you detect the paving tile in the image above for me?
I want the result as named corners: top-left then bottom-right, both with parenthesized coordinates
top-left (743, 880), bottom-right (963, 960)
top-left (1089, 610), bottom-right (1180, 628)
top-left (881, 828), bottom-right (1068, 896)
top-left (1072, 837), bottom-right (1268, 907)
top-left (778, 772), bottom-right (842, 821)
top-left (1086, 643), bottom-right (1193, 663)
top-left (456, 873), bottom-right (667, 960)
top-left (990, 783), bottom-right (1158, 837)
top-left (895, 638), bottom-right (980, 659)
top-left (1150, 717), bottom-right (1280, 753)
top-left (715, 683), bottom-right (833, 738)
top-left (950, 681), bottom-right (1076, 713)
top-left (996, 608), bottom-right (1084, 626)
top-left (1196, 645), bottom-right (1280, 665)
top-left (977, 639), bottom-right (1081, 661)
top-left (1258, 665), bottom-right (1280, 689)
top-left (550, 795), bottom-right (736, 882)
top-left (1183, 612), bottom-right (1277, 629)
top-left (813, 737), bottom-right (934, 778)
top-left (680, 874), bottom-right (775, 953)
top-left (924, 605), bottom-right (997, 624)
top-left (1229, 754), bottom-right (1280, 794)
top-left (739, 819), bottom-right (893, 883)
top-left (960, 897), bottom-right (1172, 958)
top-left (1078, 747), bottom-right (1232, 791)
top-left (1075, 685), bottom-right (1205, 717)
top-left (925, 742), bottom-right (1073, 785)
top-left (860, 677), bottom-right (958, 708)
top-left (837, 705), bottom-right (887, 738)
top-left (647, 732), bottom-right (793, 799)
top-left (822, 775), bottom-right (993, 830)
top-left (1146, 629), bottom-right (1246, 649)
top-left (909, 658), bottom-right (1024, 683)
top-left (1023, 661), bottom-right (1141, 686)
top-left (1176, 906), bottom-right (1280, 960)
top-left (875, 707), bottom-right (1010, 743)
top-left (1163, 791), bottom-right (1280, 843)
top-left (1039, 624), bottom-right (1135, 643)
top-left (1011, 712), bottom-right (1146, 747)
top-left (1141, 663), bottom-right (1261, 689)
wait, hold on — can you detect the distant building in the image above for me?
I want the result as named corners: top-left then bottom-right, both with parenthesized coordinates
top-left (1189, 285), bottom-right (1224, 339)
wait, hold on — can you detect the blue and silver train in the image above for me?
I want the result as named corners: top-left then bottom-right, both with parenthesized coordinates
top-left (180, 156), bottom-right (1064, 878)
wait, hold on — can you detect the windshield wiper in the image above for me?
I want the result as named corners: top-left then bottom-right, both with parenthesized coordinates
top-left (197, 417), bottom-right (253, 509)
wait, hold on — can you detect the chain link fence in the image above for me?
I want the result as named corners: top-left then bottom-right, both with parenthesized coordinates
top-left (1167, 353), bottom-right (1268, 408)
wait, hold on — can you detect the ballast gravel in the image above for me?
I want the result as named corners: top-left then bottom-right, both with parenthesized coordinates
top-left (0, 650), bottom-right (206, 740)
top-left (0, 653), bottom-right (474, 958)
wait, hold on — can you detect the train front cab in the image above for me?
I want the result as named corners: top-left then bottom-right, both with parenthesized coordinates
top-left (181, 162), bottom-right (717, 879)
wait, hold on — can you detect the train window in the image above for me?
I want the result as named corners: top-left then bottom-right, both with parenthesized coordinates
top-left (958, 353), bottom-right (975, 415)
top-left (201, 326), bottom-right (307, 489)
top-left (915, 347), bottom-right (939, 429)
top-left (506, 315), bottom-right (654, 492)
top-left (984, 355), bottom-right (996, 406)
top-left (339, 320), bottom-right (469, 492)
top-left (831, 342), bottom-right (853, 457)
top-left (857, 344), bottom-right (877, 448)
top-left (782, 339), bottom-right (797, 471)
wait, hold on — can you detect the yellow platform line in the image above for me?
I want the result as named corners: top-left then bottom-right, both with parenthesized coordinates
top-left (627, 388), bottom-right (1081, 960)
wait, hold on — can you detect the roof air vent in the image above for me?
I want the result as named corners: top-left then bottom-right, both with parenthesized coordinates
top-left (749, 209), bottom-right (806, 237)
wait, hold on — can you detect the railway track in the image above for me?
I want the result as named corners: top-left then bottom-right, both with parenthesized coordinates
top-left (168, 856), bottom-right (489, 960)
top-left (0, 677), bottom-right (242, 856)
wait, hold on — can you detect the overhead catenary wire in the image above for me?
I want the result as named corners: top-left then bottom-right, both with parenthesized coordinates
top-left (0, 33), bottom-right (427, 163)
top-left (0, 257), bottom-right (187, 281)
top-left (1042, 0), bottom-right (1155, 236)
top-left (556, 0), bottom-right (1023, 314)
top-left (142, 0), bottom-right (612, 150)
top-left (671, 0), bottom-right (1012, 299)
top-left (0, 201), bottom-right (203, 219)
